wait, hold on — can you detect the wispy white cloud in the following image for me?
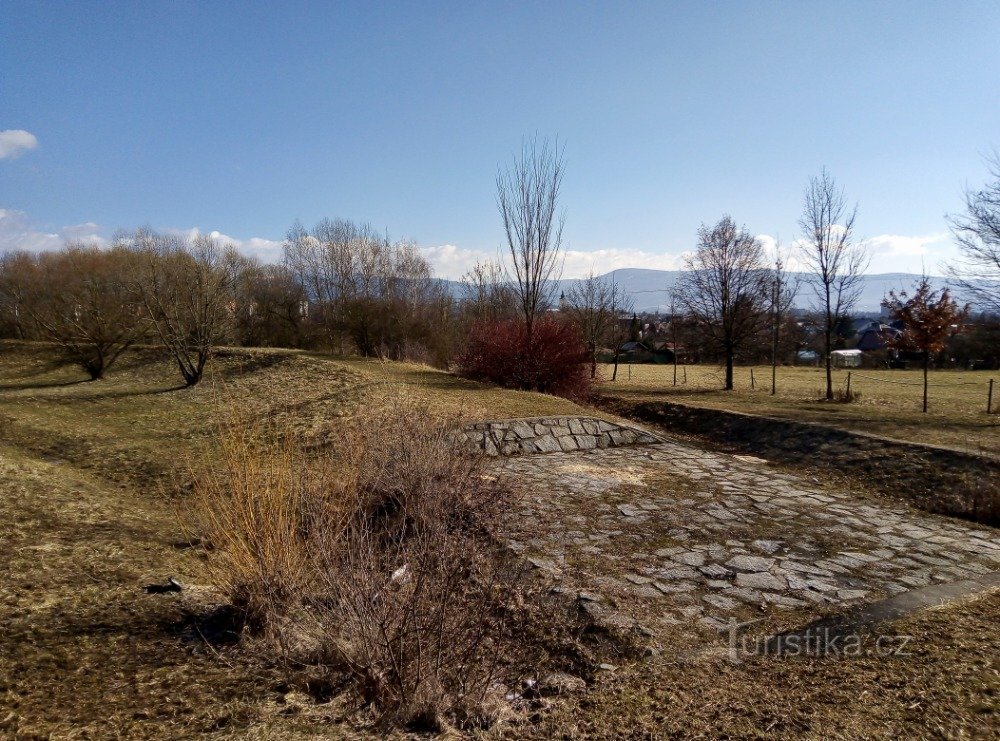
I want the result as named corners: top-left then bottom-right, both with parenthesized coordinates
top-left (0, 208), bottom-right (106, 252)
top-left (165, 227), bottom-right (284, 262)
top-left (0, 204), bottom-right (962, 280)
top-left (0, 209), bottom-right (284, 261)
top-left (0, 130), bottom-right (39, 160)
top-left (756, 231), bottom-right (956, 275)
top-left (417, 244), bottom-right (493, 279)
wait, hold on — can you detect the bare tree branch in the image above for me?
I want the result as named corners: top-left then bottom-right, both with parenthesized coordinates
top-left (947, 153), bottom-right (1000, 316)
top-left (677, 216), bottom-right (769, 390)
top-left (496, 136), bottom-right (565, 340)
top-left (797, 169), bottom-right (870, 400)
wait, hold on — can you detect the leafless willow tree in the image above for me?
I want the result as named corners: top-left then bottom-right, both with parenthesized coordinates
top-left (677, 216), bottom-right (769, 390)
top-left (282, 218), bottom-right (437, 357)
top-left (798, 169), bottom-right (870, 400)
top-left (497, 136), bottom-right (565, 341)
top-left (564, 271), bottom-right (625, 378)
top-left (948, 154), bottom-right (1000, 316)
top-left (122, 229), bottom-right (246, 387)
top-left (0, 245), bottom-right (147, 379)
top-left (460, 259), bottom-right (515, 323)
top-left (234, 261), bottom-right (309, 348)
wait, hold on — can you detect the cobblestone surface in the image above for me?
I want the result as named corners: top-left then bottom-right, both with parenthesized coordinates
top-left (462, 416), bottom-right (661, 456)
top-left (502, 439), bottom-right (1000, 636)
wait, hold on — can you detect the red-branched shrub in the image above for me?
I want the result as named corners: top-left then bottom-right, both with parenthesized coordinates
top-left (457, 315), bottom-right (593, 400)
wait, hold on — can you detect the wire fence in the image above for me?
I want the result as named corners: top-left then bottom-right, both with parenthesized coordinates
top-left (844, 371), bottom-right (995, 413)
top-left (850, 372), bottom-right (984, 388)
top-left (604, 362), bottom-right (999, 415)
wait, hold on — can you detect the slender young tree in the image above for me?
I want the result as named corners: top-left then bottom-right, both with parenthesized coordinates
top-left (882, 277), bottom-right (970, 413)
top-left (497, 136), bottom-right (565, 342)
top-left (608, 274), bottom-right (635, 382)
top-left (564, 271), bottom-right (622, 379)
top-left (677, 216), bottom-right (769, 390)
top-left (669, 290), bottom-right (679, 386)
top-left (460, 259), bottom-right (516, 323)
top-left (947, 154), bottom-right (1000, 315)
top-left (767, 240), bottom-right (800, 395)
top-left (798, 169), bottom-right (870, 400)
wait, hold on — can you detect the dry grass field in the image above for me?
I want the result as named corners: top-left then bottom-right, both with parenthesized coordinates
top-left (1, 342), bottom-right (997, 738)
top-left (600, 362), bottom-right (1000, 456)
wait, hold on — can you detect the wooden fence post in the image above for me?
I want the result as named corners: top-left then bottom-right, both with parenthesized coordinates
top-left (846, 371), bottom-right (852, 399)
top-left (989, 378), bottom-right (994, 414)
top-left (750, 368), bottom-right (755, 389)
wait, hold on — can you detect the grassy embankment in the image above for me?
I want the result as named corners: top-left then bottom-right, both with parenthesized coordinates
top-left (0, 342), bottom-right (996, 738)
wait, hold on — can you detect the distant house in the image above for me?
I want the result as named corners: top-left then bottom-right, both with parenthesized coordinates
top-left (831, 349), bottom-right (863, 368)
top-left (856, 323), bottom-right (901, 352)
top-left (649, 341), bottom-right (681, 363)
top-left (618, 341), bottom-right (649, 354)
top-left (611, 341), bottom-right (678, 364)
top-left (795, 349), bottom-right (820, 364)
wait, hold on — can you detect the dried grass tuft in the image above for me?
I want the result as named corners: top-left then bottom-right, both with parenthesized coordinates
top-left (195, 386), bottom-right (528, 731)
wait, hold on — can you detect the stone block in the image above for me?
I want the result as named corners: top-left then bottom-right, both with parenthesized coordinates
top-left (558, 435), bottom-right (579, 452)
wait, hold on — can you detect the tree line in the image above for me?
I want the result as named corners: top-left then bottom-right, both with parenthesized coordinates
top-left (0, 225), bottom-right (459, 386)
top-left (1, 144), bottom-right (997, 399)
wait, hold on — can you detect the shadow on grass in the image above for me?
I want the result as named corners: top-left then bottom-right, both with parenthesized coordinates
top-left (60, 383), bottom-right (190, 402)
top-left (170, 603), bottom-right (246, 646)
top-left (0, 377), bottom-right (93, 392)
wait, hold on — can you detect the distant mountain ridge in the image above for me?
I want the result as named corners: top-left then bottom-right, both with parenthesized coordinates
top-left (442, 269), bottom-right (985, 314)
top-left (562, 269), bottom-right (964, 314)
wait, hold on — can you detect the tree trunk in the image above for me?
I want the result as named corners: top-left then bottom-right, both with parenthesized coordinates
top-left (923, 351), bottom-right (929, 413)
top-left (825, 323), bottom-right (833, 400)
top-left (725, 346), bottom-right (734, 390)
top-left (612, 348), bottom-right (620, 381)
top-left (771, 309), bottom-right (779, 395)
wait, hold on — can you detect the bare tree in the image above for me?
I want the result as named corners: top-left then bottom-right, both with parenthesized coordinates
top-left (460, 259), bottom-right (515, 323)
top-left (564, 271), bottom-right (621, 378)
top-left (235, 261), bottom-right (309, 348)
top-left (497, 136), bottom-right (565, 341)
top-left (677, 216), bottom-right (769, 390)
top-left (947, 154), bottom-right (1000, 315)
top-left (669, 290), bottom-right (680, 386)
top-left (123, 229), bottom-right (245, 387)
top-left (605, 273), bottom-right (635, 382)
top-left (798, 169), bottom-right (870, 400)
top-left (283, 219), bottom-right (437, 358)
top-left (0, 245), bottom-right (147, 379)
top-left (767, 239), bottom-right (800, 395)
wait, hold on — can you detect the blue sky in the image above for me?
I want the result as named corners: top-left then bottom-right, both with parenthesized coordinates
top-left (2, 1), bottom-right (998, 277)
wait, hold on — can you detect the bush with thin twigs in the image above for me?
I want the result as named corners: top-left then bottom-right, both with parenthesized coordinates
top-left (457, 315), bottom-right (593, 401)
top-left (193, 414), bottom-right (328, 631)
top-left (195, 391), bottom-right (532, 731)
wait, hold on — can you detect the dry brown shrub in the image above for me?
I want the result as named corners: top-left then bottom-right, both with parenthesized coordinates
top-left (195, 388), bottom-right (529, 731)
top-left (193, 411), bottom-right (328, 631)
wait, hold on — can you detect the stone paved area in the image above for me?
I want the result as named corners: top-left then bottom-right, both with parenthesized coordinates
top-left (502, 438), bottom-right (1000, 637)
top-left (461, 416), bottom-right (661, 456)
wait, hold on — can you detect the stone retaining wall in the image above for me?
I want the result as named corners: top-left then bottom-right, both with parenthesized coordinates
top-left (608, 399), bottom-right (1000, 525)
top-left (461, 416), bottom-right (661, 456)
